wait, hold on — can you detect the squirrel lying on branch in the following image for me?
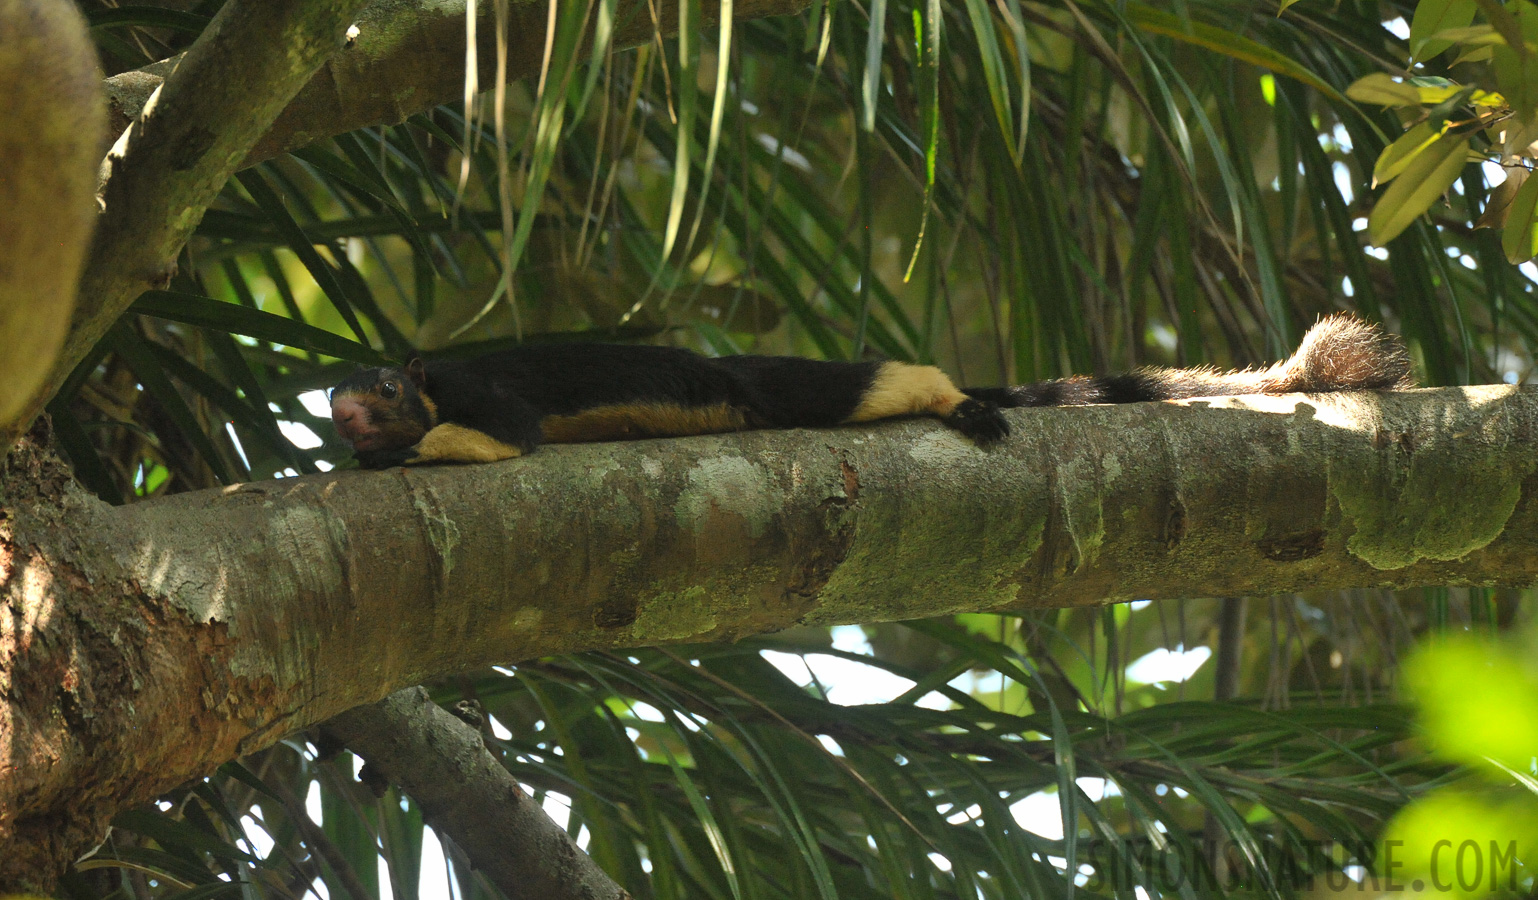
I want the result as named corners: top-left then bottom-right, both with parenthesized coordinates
top-left (329, 314), bottom-right (1413, 468)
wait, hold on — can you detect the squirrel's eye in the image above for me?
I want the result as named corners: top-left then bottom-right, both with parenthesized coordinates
top-left (380, 381), bottom-right (399, 400)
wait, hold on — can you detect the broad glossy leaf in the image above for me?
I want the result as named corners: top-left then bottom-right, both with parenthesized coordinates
top-left (1491, 0), bottom-right (1538, 115)
top-left (1373, 122), bottom-right (1446, 187)
top-left (1427, 23), bottom-right (1501, 45)
top-left (1346, 73), bottom-right (1422, 107)
top-left (1450, 44), bottom-right (1497, 65)
top-left (1368, 132), bottom-right (1470, 244)
top-left (1410, 0), bottom-right (1479, 61)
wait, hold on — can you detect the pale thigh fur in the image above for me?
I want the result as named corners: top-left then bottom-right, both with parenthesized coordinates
top-left (845, 361), bottom-right (968, 422)
top-left (412, 423), bottom-right (523, 463)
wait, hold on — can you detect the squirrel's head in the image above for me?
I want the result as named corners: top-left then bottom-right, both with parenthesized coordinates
top-left (329, 359), bottom-right (436, 453)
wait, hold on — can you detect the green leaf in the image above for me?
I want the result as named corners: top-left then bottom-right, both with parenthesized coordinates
top-left (1123, 3), bottom-right (1345, 103)
top-left (1500, 164), bottom-right (1538, 262)
top-left (148, 345), bottom-right (318, 476)
top-left (78, 845), bottom-right (227, 886)
top-left (1490, 0), bottom-right (1538, 115)
top-left (903, 0), bottom-right (943, 282)
top-left (110, 329), bottom-right (239, 486)
top-left (1345, 73), bottom-right (1423, 107)
top-left (660, 0), bottom-right (702, 261)
top-left (235, 169), bottom-right (371, 347)
top-left (1410, 0), bottom-right (1479, 61)
top-left (960, 0), bottom-right (1018, 164)
top-left (217, 761), bottom-right (283, 802)
top-left (317, 765), bottom-right (380, 900)
top-left (377, 790), bottom-right (424, 900)
top-left (47, 400), bottom-right (125, 505)
top-left (134, 291), bottom-right (389, 365)
top-left (998, 0), bottom-right (1033, 167)
top-left (861, 0), bottom-right (887, 132)
top-left (1367, 132), bottom-right (1470, 245)
top-left (1427, 23), bottom-right (1501, 46)
top-left (203, 332), bottom-right (318, 472)
top-left (1474, 0), bottom-right (1528, 54)
top-left (113, 809), bottom-right (258, 863)
top-left (1450, 43), bottom-right (1497, 65)
top-left (678, 0), bottom-right (734, 261)
top-left (1372, 122), bottom-right (1445, 188)
top-left (86, 5), bottom-right (210, 33)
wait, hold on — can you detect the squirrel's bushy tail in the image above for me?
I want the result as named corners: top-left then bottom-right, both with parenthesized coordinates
top-left (966, 314), bottom-right (1413, 408)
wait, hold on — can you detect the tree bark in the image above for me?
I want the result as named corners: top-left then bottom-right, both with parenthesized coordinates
top-left (4, 385), bottom-right (1538, 886)
top-left (326, 687), bottom-right (633, 900)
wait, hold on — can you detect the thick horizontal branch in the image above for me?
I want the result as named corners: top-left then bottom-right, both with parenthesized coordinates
top-left (4, 386), bottom-right (1538, 881)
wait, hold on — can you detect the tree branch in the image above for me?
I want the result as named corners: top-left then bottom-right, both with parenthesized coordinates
top-left (5, 387), bottom-right (1538, 882)
top-left (326, 688), bottom-right (632, 900)
top-left (101, 0), bottom-right (810, 167)
top-left (6, 0), bottom-right (373, 450)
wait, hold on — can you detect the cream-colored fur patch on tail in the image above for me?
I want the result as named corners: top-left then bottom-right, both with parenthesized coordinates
top-left (845, 362), bottom-right (969, 422)
top-left (1129, 314), bottom-right (1413, 400)
top-left (1266, 313), bottom-right (1413, 393)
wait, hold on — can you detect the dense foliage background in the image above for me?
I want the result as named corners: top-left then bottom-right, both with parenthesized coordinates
top-left (57, 0), bottom-right (1537, 897)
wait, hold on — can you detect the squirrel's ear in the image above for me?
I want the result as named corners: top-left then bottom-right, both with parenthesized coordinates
top-left (406, 358), bottom-right (427, 391)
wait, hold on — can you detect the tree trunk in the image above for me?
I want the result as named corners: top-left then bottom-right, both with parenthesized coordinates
top-left (4, 384), bottom-right (1537, 886)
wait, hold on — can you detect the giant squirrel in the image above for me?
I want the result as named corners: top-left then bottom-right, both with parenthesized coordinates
top-left (329, 314), bottom-right (1413, 468)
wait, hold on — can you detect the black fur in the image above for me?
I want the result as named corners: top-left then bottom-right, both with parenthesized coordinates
top-left (332, 345), bottom-right (889, 468)
top-left (331, 316), bottom-right (1413, 469)
top-left (965, 372), bottom-right (1164, 407)
top-left (416, 345), bottom-right (882, 427)
top-left (711, 355), bottom-right (882, 427)
top-left (945, 398), bottom-right (1009, 442)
